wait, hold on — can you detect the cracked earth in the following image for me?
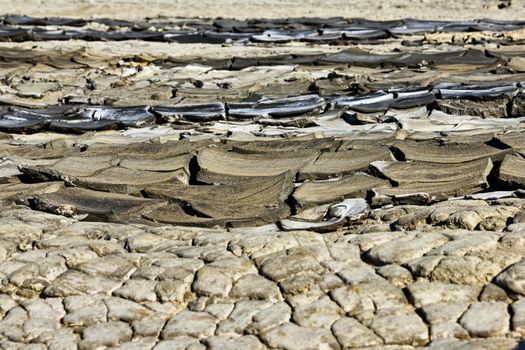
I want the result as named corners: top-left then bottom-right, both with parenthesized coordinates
top-left (1, 0), bottom-right (525, 349)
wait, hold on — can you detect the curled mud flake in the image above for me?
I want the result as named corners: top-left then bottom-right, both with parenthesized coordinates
top-left (280, 198), bottom-right (369, 231)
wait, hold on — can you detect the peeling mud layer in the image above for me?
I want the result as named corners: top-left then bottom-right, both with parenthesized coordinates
top-left (2, 1), bottom-right (525, 349)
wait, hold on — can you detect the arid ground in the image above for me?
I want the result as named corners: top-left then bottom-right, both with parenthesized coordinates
top-left (0, 1), bottom-right (525, 349)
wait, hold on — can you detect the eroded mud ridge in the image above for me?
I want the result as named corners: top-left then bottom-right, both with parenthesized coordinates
top-left (1, 15), bottom-right (525, 350)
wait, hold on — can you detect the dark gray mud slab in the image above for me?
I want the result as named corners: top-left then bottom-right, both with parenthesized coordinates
top-left (338, 28), bottom-right (390, 40)
top-left (229, 52), bottom-right (325, 69)
top-left (499, 155), bottom-right (525, 188)
top-left (298, 147), bottom-right (392, 181)
top-left (0, 118), bottom-right (47, 133)
top-left (227, 95), bottom-right (325, 118)
top-left (350, 18), bottom-right (405, 29)
top-left (293, 173), bottom-right (389, 208)
top-left (203, 30), bottom-right (253, 41)
top-left (300, 32), bottom-right (348, 43)
top-left (284, 54), bottom-right (325, 66)
top-left (163, 32), bottom-right (226, 44)
top-left (18, 28), bottom-right (82, 41)
top-left (320, 48), bottom-right (497, 68)
top-left (296, 17), bottom-right (349, 27)
top-left (389, 91), bottom-right (436, 109)
top-left (152, 103), bottom-right (226, 122)
top-left (335, 91), bottom-right (394, 109)
top-left (0, 106), bottom-right (129, 133)
top-left (431, 48), bottom-right (499, 67)
top-left (30, 187), bottom-right (166, 221)
top-left (389, 49), bottom-right (498, 68)
top-left (0, 105), bottom-right (67, 121)
top-left (68, 106), bottom-right (155, 127)
top-left (347, 99), bottom-right (393, 113)
top-left (196, 147), bottom-right (319, 184)
top-left (440, 19), bottom-right (525, 32)
top-left (212, 18), bottom-right (304, 33)
top-left (251, 28), bottom-right (389, 43)
top-left (250, 30), bottom-right (311, 43)
top-left (48, 120), bottom-right (120, 133)
top-left (31, 30), bottom-right (75, 41)
top-left (143, 173), bottom-right (293, 226)
top-left (401, 38), bottom-right (426, 47)
top-left (212, 18), bottom-right (248, 31)
top-left (0, 26), bottom-right (31, 41)
top-left (2, 15), bottom-right (87, 26)
top-left (391, 141), bottom-right (507, 164)
top-left (70, 29), bottom-right (165, 41)
top-left (58, 29), bottom-right (166, 42)
top-left (435, 84), bottom-right (518, 99)
top-left (93, 18), bottom-right (135, 27)
top-left (389, 19), bottom-right (448, 34)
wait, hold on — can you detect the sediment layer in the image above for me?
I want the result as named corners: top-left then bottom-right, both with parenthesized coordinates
top-left (1, 13), bottom-right (525, 350)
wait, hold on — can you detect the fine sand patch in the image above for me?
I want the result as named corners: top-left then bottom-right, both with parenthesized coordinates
top-left (0, 0), bottom-right (522, 21)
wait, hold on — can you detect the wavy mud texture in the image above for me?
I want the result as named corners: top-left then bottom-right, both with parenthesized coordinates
top-left (2, 1), bottom-right (525, 349)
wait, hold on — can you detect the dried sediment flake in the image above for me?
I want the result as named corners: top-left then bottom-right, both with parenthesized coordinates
top-left (280, 198), bottom-right (369, 231)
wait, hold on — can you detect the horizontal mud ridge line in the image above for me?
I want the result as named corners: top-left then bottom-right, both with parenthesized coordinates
top-left (0, 83), bottom-right (523, 133)
top-left (1, 16), bottom-right (525, 44)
